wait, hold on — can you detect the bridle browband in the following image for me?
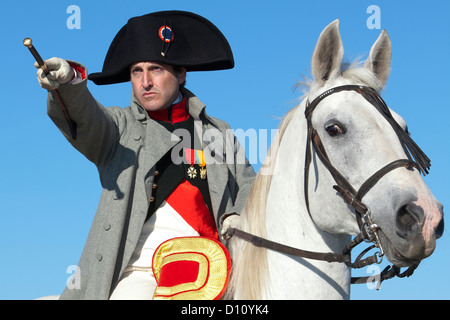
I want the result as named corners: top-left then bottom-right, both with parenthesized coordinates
top-left (227, 85), bottom-right (431, 288)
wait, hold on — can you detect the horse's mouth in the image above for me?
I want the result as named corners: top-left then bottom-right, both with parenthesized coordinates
top-left (373, 201), bottom-right (442, 268)
top-left (377, 230), bottom-right (424, 268)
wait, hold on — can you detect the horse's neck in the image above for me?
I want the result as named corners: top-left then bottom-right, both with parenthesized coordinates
top-left (263, 106), bottom-right (351, 299)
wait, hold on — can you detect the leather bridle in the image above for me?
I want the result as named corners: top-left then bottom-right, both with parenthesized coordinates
top-left (227, 85), bottom-right (431, 288)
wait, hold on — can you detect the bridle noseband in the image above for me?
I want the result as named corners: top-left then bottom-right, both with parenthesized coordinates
top-left (227, 85), bottom-right (431, 288)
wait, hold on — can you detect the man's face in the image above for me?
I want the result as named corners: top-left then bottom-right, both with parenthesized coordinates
top-left (130, 61), bottom-right (186, 112)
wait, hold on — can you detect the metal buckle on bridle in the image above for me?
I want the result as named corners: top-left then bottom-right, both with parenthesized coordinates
top-left (361, 209), bottom-right (384, 256)
top-left (345, 208), bottom-right (422, 289)
top-left (339, 208), bottom-right (385, 271)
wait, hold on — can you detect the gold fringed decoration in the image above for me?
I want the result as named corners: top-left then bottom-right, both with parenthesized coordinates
top-left (152, 237), bottom-right (231, 300)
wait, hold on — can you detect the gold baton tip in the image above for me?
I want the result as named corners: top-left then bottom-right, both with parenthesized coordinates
top-left (23, 38), bottom-right (32, 48)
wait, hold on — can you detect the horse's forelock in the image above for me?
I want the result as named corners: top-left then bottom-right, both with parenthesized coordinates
top-left (297, 61), bottom-right (384, 98)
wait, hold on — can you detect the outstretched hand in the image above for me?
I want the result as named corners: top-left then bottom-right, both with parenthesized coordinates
top-left (35, 57), bottom-right (74, 90)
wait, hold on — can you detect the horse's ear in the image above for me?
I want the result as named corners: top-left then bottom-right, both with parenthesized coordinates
top-left (311, 19), bottom-right (344, 84)
top-left (364, 30), bottom-right (392, 87)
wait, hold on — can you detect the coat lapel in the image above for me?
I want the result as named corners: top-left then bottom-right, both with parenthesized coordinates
top-left (131, 93), bottom-right (180, 175)
top-left (144, 120), bottom-right (180, 169)
top-left (202, 135), bottom-right (229, 216)
top-left (189, 97), bottom-right (229, 217)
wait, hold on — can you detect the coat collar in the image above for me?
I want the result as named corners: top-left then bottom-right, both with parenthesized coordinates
top-left (146, 98), bottom-right (189, 123)
top-left (130, 88), bottom-right (220, 128)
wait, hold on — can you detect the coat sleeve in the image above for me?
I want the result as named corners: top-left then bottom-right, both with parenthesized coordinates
top-left (46, 63), bottom-right (119, 166)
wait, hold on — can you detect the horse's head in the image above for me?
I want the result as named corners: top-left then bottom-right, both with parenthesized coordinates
top-left (306, 20), bottom-right (444, 268)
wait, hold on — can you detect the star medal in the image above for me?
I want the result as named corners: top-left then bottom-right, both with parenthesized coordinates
top-left (187, 166), bottom-right (197, 179)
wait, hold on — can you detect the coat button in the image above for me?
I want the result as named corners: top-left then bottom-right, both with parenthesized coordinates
top-left (133, 134), bottom-right (141, 141)
top-left (96, 253), bottom-right (103, 261)
top-left (154, 170), bottom-right (159, 176)
top-left (104, 223), bottom-right (111, 231)
top-left (152, 183), bottom-right (157, 189)
top-left (150, 197), bottom-right (155, 203)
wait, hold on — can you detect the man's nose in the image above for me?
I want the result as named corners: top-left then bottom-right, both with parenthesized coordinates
top-left (142, 72), bottom-right (153, 89)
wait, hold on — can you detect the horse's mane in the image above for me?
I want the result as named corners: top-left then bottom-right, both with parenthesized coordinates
top-left (226, 62), bottom-right (382, 299)
top-left (226, 102), bottom-right (298, 299)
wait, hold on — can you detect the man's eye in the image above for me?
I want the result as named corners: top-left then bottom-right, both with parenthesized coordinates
top-left (325, 124), bottom-right (344, 137)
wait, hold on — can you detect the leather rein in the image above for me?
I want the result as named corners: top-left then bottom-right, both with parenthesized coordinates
top-left (227, 85), bottom-right (431, 288)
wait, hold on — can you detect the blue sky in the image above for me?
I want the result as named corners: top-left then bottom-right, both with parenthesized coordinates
top-left (1, 0), bottom-right (449, 300)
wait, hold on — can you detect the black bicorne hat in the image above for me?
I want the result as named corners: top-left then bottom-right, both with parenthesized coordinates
top-left (88, 11), bottom-right (234, 85)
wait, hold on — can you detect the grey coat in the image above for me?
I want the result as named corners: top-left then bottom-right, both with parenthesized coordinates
top-left (47, 76), bottom-right (255, 300)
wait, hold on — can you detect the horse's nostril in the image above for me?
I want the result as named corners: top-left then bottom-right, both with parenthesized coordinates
top-left (435, 218), bottom-right (444, 239)
top-left (396, 204), bottom-right (422, 237)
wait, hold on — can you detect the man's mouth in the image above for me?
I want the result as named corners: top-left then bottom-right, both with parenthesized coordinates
top-left (142, 92), bottom-right (156, 98)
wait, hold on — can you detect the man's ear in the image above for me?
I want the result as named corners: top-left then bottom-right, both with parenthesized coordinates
top-left (178, 67), bottom-right (187, 85)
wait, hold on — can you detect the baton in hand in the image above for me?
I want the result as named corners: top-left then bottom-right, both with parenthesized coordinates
top-left (23, 38), bottom-right (77, 140)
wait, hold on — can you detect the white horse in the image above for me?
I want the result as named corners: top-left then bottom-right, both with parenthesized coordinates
top-left (226, 20), bottom-right (444, 300)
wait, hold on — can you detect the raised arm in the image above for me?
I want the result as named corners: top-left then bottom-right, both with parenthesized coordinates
top-left (36, 57), bottom-right (119, 166)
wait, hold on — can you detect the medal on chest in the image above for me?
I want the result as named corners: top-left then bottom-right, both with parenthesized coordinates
top-left (199, 164), bottom-right (207, 180)
top-left (187, 166), bottom-right (197, 179)
top-left (185, 148), bottom-right (207, 180)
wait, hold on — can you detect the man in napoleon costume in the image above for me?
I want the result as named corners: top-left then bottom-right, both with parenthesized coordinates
top-left (35, 11), bottom-right (255, 299)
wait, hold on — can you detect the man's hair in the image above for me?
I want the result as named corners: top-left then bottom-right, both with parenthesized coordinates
top-left (173, 65), bottom-right (186, 89)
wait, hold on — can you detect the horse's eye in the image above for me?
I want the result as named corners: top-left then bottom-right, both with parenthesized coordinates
top-left (325, 124), bottom-right (344, 137)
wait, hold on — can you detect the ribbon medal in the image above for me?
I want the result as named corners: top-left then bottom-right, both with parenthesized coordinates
top-left (184, 148), bottom-right (207, 179)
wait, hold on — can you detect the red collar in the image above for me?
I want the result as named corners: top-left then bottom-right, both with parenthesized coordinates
top-left (147, 98), bottom-right (189, 124)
